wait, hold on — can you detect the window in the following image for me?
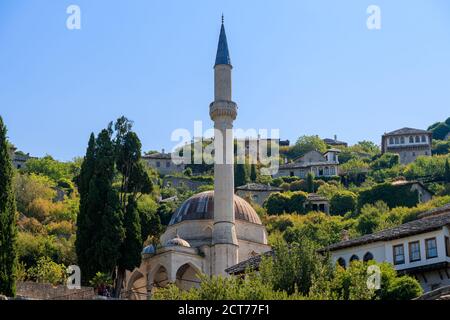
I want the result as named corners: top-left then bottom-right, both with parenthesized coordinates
top-left (363, 252), bottom-right (374, 262)
top-left (421, 135), bottom-right (426, 142)
top-left (409, 241), bottom-right (421, 262)
top-left (444, 236), bottom-right (450, 257)
top-left (166, 161), bottom-right (170, 168)
top-left (389, 137), bottom-right (394, 144)
top-left (395, 137), bottom-right (399, 144)
top-left (425, 238), bottom-right (438, 259)
top-left (400, 136), bottom-right (405, 144)
top-left (350, 255), bottom-right (359, 262)
top-left (412, 152), bottom-right (416, 157)
top-left (290, 171), bottom-right (294, 177)
top-left (156, 161), bottom-right (161, 168)
top-left (393, 244), bottom-right (405, 265)
top-left (415, 136), bottom-right (420, 143)
top-left (337, 258), bottom-right (346, 268)
top-left (409, 136), bottom-right (414, 143)
top-left (319, 168), bottom-right (324, 176)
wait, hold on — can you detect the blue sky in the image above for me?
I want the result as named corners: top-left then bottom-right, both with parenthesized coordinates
top-left (1, 0), bottom-right (449, 161)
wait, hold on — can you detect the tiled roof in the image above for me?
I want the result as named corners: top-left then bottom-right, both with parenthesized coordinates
top-left (225, 251), bottom-right (274, 275)
top-left (323, 138), bottom-right (347, 145)
top-left (307, 193), bottom-right (328, 202)
top-left (279, 161), bottom-right (338, 170)
top-left (142, 153), bottom-right (173, 160)
top-left (319, 209), bottom-right (450, 252)
top-left (235, 183), bottom-right (283, 192)
top-left (384, 127), bottom-right (430, 136)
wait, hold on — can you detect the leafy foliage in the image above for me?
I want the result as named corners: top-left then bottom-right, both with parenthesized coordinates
top-left (0, 116), bottom-right (17, 296)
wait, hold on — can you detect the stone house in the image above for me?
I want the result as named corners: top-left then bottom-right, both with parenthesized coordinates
top-left (381, 127), bottom-right (432, 164)
top-left (274, 149), bottom-right (340, 179)
top-left (235, 183), bottom-right (283, 207)
top-left (142, 150), bottom-right (185, 176)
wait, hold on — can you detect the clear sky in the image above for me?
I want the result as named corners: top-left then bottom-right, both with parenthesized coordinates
top-left (1, 0), bottom-right (449, 161)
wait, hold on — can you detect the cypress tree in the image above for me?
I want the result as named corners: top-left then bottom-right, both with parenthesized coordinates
top-left (250, 164), bottom-right (257, 182)
top-left (234, 163), bottom-right (249, 188)
top-left (445, 158), bottom-right (450, 183)
top-left (119, 195), bottom-right (142, 271)
top-left (90, 129), bottom-right (124, 280)
top-left (306, 172), bottom-right (315, 193)
top-left (0, 116), bottom-right (17, 297)
top-left (76, 129), bottom-right (125, 283)
top-left (75, 133), bottom-right (96, 284)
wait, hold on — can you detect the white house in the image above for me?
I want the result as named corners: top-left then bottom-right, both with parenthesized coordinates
top-left (320, 204), bottom-right (450, 292)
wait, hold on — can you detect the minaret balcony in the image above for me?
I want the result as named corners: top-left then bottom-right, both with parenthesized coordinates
top-left (209, 100), bottom-right (237, 120)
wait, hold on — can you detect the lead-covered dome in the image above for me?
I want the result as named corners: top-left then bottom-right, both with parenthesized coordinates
top-left (169, 191), bottom-right (262, 226)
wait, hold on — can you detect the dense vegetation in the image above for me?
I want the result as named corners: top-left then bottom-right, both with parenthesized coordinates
top-left (1, 112), bottom-right (449, 299)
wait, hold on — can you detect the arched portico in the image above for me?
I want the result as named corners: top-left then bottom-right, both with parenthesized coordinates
top-left (175, 263), bottom-right (202, 290)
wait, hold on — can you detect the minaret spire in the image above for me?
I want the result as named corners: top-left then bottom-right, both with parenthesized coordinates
top-left (215, 16), bottom-right (231, 66)
top-left (210, 19), bottom-right (238, 276)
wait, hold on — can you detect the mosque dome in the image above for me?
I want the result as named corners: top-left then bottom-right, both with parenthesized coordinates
top-left (142, 245), bottom-right (156, 255)
top-left (169, 191), bottom-right (262, 226)
top-left (165, 235), bottom-right (191, 248)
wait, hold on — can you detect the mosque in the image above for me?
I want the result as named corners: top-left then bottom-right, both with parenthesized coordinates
top-left (124, 20), bottom-right (271, 299)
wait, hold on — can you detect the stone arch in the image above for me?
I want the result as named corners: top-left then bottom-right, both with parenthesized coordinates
top-left (151, 264), bottom-right (170, 289)
top-left (350, 254), bottom-right (360, 263)
top-left (175, 262), bottom-right (201, 291)
top-left (125, 269), bottom-right (146, 300)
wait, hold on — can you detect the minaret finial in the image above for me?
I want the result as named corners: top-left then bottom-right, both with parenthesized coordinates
top-left (222, 13), bottom-right (224, 24)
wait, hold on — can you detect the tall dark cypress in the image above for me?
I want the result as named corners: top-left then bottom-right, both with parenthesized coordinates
top-left (76, 130), bottom-right (125, 283)
top-left (75, 133), bottom-right (96, 284)
top-left (250, 164), bottom-right (257, 182)
top-left (0, 116), bottom-right (17, 297)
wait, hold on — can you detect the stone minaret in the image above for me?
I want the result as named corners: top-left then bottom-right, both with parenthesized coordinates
top-left (210, 17), bottom-right (239, 276)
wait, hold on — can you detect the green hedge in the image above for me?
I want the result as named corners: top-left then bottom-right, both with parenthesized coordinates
top-left (358, 183), bottom-right (419, 209)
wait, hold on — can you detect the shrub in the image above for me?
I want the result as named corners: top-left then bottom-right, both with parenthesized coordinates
top-left (330, 191), bottom-right (357, 216)
top-left (358, 183), bottom-right (418, 209)
top-left (27, 256), bottom-right (66, 285)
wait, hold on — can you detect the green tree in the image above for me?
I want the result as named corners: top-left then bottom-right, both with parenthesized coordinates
top-left (75, 130), bottom-right (125, 284)
top-left (290, 135), bottom-right (327, 158)
top-left (113, 117), bottom-right (153, 297)
top-left (330, 191), bottom-right (357, 216)
top-left (234, 163), bottom-right (249, 188)
top-left (264, 192), bottom-right (290, 215)
top-left (250, 164), bottom-right (257, 182)
top-left (306, 172), bottom-right (315, 193)
top-left (445, 158), bottom-right (450, 183)
top-left (0, 116), bottom-right (18, 297)
top-left (371, 153), bottom-right (400, 170)
top-left (23, 155), bottom-right (73, 182)
top-left (430, 122), bottom-right (450, 140)
top-left (260, 239), bottom-right (323, 295)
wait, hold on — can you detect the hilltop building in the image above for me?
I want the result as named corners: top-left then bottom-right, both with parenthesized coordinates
top-left (381, 127), bottom-right (432, 164)
top-left (274, 149), bottom-right (340, 179)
